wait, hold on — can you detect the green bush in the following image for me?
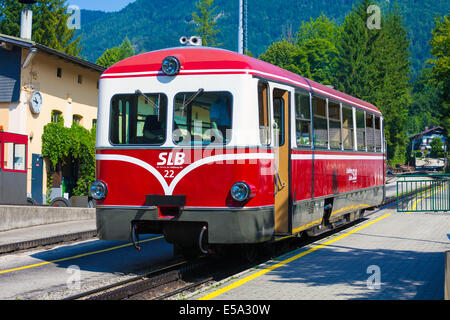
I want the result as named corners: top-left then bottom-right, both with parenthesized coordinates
top-left (42, 118), bottom-right (96, 198)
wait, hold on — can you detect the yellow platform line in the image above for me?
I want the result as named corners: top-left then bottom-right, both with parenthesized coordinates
top-left (406, 185), bottom-right (448, 214)
top-left (0, 236), bottom-right (163, 275)
top-left (199, 212), bottom-right (392, 300)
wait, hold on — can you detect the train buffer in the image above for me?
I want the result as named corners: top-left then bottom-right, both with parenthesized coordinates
top-left (191, 205), bottom-right (450, 300)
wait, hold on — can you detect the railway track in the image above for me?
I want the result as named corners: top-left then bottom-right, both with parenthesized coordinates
top-left (11, 180), bottom-right (432, 301)
top-left (64, 194), bottom-right (406, 301)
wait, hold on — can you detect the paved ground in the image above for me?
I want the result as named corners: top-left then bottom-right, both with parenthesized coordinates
top-left (191, 208), bottom-right (450, 300)
top-left (0, 220), bottom-right (96, 246)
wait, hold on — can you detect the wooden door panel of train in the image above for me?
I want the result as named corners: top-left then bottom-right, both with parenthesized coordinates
top-left (272, 88), bottom-right (291, 235)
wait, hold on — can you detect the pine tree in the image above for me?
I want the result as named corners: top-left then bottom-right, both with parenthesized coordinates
top-left (428, 14), bottom-right (450, 139)
top-left (371, 6), bottom-right (411, 164)
top-left (332, 0), bottom-right (379, 101)
top-left (0, 0), bottom-right (82, 56)
top-left (191, 0), bottom-right (221, 47)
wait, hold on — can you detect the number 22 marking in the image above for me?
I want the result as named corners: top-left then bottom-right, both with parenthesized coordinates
top-left (164, 170), bottom-right (174, 178)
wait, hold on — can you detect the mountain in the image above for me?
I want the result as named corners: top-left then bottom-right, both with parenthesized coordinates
top-left (76, 0), bottom-right (449, 77)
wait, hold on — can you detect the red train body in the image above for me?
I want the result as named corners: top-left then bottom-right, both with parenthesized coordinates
top-left (93, 47), bottom-right (385, 251)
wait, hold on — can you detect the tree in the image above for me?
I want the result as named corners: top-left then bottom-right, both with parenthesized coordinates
top-left (96, 38), bottom-right (135, 69)
top-left (332, 0), bottom-right (379, 101)
top-left (0, 0), bottom-right (82, 56)
top-left (296, 14), bottom-right (340, 85)
top-left (258, 39), bottom-right (310, 77)
top-left (191, 0), bottom-right (220, 47)
top-left (408, 67), bottom-right (441, 135)
top-left (427, 14), bottom-right (450, 139)
top-left (430, 136), bottom-right (445, 158)
top-left (370, 6), bottom-right (411, 164)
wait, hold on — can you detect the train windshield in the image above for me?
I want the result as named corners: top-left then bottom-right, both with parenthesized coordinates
top-left (110, 93), bottom-right (168, 145)
top-left (173, 91), bottom-right (232, 145)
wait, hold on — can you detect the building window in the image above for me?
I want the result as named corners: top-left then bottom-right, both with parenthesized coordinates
top-left (3, 142), bottom-right (26, 171)
top-left (78, 75), bottom-right (83, 84)
top-left (73, 114), bottom-right (83, 125)
top-left (51, 110), bottom-right (62, 123)
top-left (57, 67), bottom-right (62, 78)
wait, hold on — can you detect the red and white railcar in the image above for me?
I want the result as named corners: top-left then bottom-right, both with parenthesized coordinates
top-left (92, 47), bottom-right (385, 253)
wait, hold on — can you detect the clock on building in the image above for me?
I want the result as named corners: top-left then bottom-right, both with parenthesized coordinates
top-left (30, 91), bottom-right (42, 114)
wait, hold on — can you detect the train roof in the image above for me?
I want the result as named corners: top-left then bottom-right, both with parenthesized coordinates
top-left (102, 47), bottom-right (381, 115)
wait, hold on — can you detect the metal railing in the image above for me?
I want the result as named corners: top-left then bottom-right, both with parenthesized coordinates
top-left (397, 174), bottom-right (450, 212)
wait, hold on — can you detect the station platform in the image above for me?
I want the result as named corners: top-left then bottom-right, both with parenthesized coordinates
top-left (0, 219), bottom-right (96, 254)
top-left (192, 207), bottom-right (450, 300)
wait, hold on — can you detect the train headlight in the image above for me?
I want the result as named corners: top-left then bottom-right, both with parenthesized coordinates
top-left (90, 181), bottom-right (107, 200)
top-left (230, 182), bottom-right (251, 202)
top-left (162, 56), bottom-right (181, 76)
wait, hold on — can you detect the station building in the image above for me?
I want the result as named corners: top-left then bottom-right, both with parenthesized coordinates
top-left (0, 33), bottom-right (105, 204)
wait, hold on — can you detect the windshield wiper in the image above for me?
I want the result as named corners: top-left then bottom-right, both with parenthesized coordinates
top-left (135, 89), bottom-right (161, 120)
top-left (182, 88), bottom-right (204, 109)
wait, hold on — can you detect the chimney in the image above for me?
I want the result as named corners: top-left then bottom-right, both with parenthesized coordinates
top-left (19, 0), bottom-right (36, 40)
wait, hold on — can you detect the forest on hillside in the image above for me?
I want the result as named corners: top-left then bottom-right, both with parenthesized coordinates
top-left (75, 0), bottom-right (449, 78)
top-left (0, 0), bottom-right (448, 167)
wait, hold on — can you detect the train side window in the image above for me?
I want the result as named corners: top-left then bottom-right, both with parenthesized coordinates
top-left (342, 105), bottom-right (354, 150)
top-left (366, 113), bottom-right (375, 151)
top-left (312, 96), bottom-right (328, 148)
top-left (258, 82), bottom-right (270, 145)
top-left (295, 92), bottom-right (311, 147)
top-left (273, 97), bottom-right (285, 147)
top-left (356, 110), bottom-right (366, 151)
top-left (328, 101), bottom-right (341, 149)
top-left (375, 116), bottom-right (382, 152)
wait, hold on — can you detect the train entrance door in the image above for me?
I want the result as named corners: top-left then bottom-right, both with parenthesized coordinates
top-left (272, 88), bottom-right (291, 235)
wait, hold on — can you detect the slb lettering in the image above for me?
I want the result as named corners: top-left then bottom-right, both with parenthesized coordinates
top-left (157, 152), bottom-right (185, 166)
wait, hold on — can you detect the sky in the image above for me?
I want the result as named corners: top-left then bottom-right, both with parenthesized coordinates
top-left (66, 0), bottom-right (136, 12)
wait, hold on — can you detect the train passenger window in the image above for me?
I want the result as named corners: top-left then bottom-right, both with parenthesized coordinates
top-left (3, 142), bottom-right (26, 171)
top-left (366, 113), bottom-right (375, 151)
top-left (273, 97), bottom-right (285, 147)
top-left (295, 92), bottom-right (311, 147)
top-left (356, 110), bottom-right (366, 151)
top-left (328, 101), bottom-right (341, 149)
top-left (110, 93), bottom-right (168, 145)
top-left (312, 97), bottom-right (328, 148)
top-left (375, 116), bottom-right (382, 152)
top-left (173, 91), bottom-right (232, 145)
top-left (258, 82), bottom-right (270, 145)
top-left (342, 106), bottom-right (354, 150)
